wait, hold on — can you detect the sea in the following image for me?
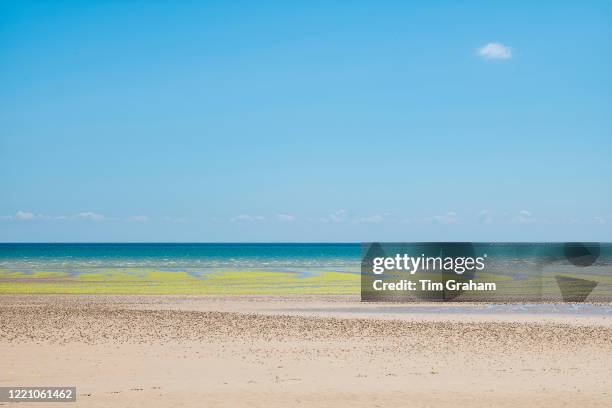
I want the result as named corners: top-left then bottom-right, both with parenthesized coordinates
top-left (0, 243), bottom-right (362, 274)
top-left (1, 243), bottom-right (612, 306)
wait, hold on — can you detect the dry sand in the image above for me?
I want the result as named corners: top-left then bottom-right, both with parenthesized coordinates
top-left (1, 295), bottom-right (612, 407)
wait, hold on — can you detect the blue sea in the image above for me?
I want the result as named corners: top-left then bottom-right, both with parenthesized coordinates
top-left (1, 243), bottom-right (611, 279)
top-left (0, 243), bottom-right (362, 274)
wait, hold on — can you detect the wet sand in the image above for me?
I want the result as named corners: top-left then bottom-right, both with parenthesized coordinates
top-left (1, 295), bottom-right (612, 407)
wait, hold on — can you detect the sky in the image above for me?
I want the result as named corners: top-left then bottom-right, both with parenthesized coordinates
top-left (1, 1), bottom-right (611, 242)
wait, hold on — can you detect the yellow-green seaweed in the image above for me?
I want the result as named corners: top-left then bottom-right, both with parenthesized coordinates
top-left (0, 268), bottom-right (360, 295)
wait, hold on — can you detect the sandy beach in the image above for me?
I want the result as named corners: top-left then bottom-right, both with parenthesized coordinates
top-left (1, 295), bottom-right (612, 407)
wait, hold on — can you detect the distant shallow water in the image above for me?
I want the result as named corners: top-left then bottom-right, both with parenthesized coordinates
top-left (291, 303), bottom-right (612, 316)
top-left (0, 243), bottom-right (362, 273)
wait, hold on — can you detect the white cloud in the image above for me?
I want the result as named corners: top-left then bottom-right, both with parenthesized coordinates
top-left (477, 42), bottom-right (512, 60)
top-left (0, 210), bottom-right (165, 222)
top-left (16, 210), bottom-right (37, 220)
top-left (312, 209), bottom-right (388, 224)
top-left (402, 211), bottom-right (459, 225)
top-left (1, 210), bottom-right (106, 221)
top-left (328, 209), bottom-right (348, 223)
top-left (478, 209), bottom-right (494, 224)
top-left (127, 215), bottom-right (149, 222)
top-left (276, 214), bottom-right (296, 222)
top-left (72, 212), bottom-right (104, 221)
top-left (230, 214), bottom-right (265, 222)
top-left (594, 216), bottom-right (606, 224)
top-left (514, 209), bottom-right (533, 224)
top-left (6, 210), bottom-right (52, 221)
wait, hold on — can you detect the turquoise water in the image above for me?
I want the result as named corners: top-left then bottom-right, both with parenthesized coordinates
top-left (2, 243), bottom-right (611, 277)
top-left (0, 243), bottom-right (361, 273)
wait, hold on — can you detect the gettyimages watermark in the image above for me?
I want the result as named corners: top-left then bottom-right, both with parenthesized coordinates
top-left (361, 242), bottom-right (612, 302)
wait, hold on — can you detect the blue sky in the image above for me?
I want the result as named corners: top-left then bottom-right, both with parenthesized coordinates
top-left (1, 1), bottom-right (611, 242)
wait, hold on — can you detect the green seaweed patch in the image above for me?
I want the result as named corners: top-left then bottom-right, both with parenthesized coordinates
top-left (0, 268), bottom-right (359, 295)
